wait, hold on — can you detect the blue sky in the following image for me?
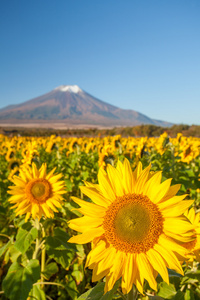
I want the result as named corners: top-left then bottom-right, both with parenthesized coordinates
top-left (1, 0), bottom-right (200, 125)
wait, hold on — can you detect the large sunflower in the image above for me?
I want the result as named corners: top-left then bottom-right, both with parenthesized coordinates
top-left (8, 163), bottom-right (66, 221)
top-left (68, 159), bottom-right (195, 295)
top-left (183, 208), bottom-right (200, 262)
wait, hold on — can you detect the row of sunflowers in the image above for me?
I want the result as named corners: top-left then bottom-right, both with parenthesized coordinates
top-left (0, 132), bottom-right (200, 300)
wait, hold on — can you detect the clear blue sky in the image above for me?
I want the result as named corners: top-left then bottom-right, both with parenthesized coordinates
top-left (1, 0), bottom-right (200, 125)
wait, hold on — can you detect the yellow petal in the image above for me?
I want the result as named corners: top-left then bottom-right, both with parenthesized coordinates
top-left (90, 246), bottom-right (116, 278)
top-left (39, 164), bottom-right (47, 178)
top-left (134, 164), bottom-right (151, 194)
top-left (71, 196), bottom-right (106, 218)
top-left (164, 230), bottom-right (196, 242)
top-left (142, 171), bottom-right (162, 197)
top-left (86, 240), bottom-right (108, 267)
top-left (68, 227), bottom-right (104, 244)
top-left (106, 164), bottom-right (124, 196)
top-left (137, 253), bottom-right (157, 291)
top-left (158, 194), bottom-right (187, 210)
top-left (92, 265), bottom-right (109, 282)
top-left (133, 161), bottom-right (142, 181)
top-left (161, 200), bottom-right (194, 217)
top-left (46, 199), bottom-right (58, 212)
top-left (8, 194), bottom-right (26, 202)
top-left (46, 167), bottom-right (56, 180)
top-left (80, 186), bottom-right (111, 207)
top-left (149, 179), bottom-right (172, 204)
top-left (41, 203), bottom-right (52, 218)
top-left (122, 158), bottom-right (133, 193)
top-left (158, 234), bottom-right (188, 257)
top-left (48, 197), bottom-right (62, 208)
top-left (164, 216), bottom-right (195, 234)
top-left (162, 184), bottom-right (181, 200)
top-left (69, 215), bottom-right (103, 232)
top-left (116, 159), bottom-right (124, 176)
top-left (154, 243), bottom-right (183, 275)
top-left (98, 167), bottom-right (116, 201)
top-left (32, 163), bottom-right (39, 178)
top-left (25, 212), bottom-right (31, 222)
top-left (12, 177), bottom-right (26, 187)
top-left (147, 248), bottom-right (169, 284)
top-left (187, 208), bottom-right (196, 224)
top-left (121, 253), bottom-right (137, 294)
top-left (108, 251), bottom-right (124, 282)
top-left (49, 173), bottom-right (63, 184)
top-left (32, 203), bottom-right (39, 219)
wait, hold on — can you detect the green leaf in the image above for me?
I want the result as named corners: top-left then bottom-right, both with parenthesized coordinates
top-left (77, 282), bottom-right (105, 300)
top-left (77, 280), bottom-right (120, 300)
top-left (64, 275), bottom-right (79, 299)
top-left (173, 290), bottom-right (184, 300)
top-left (46, 227), bottom-right (76, 251)
top-left (184, 270), bottom-right (200, 281)
top-left (0, 237), bottom-right (13, 257)
top-left (168, 269), bottom-right (182, 277)
top-left (72, 263), bottom-right (84, 285)
top-left (45, 227), bottom-right (76, 269)
top-left (82, 171), bottom-right (89, 180)
top-left (9, 244), bottom-right (22, 262)
top-left (65, 179), bottom-right (73, 192)
top-left (42, 262), bottom-right (59, 280)
top-left (29, 284), bottom-right (46, 300)
top-left (2, 259), bottom-right (40, 300)
top-left (14, 225), bottom-right (38, 254)
top-left (46, 247), bottom-right (74, 269)
top-left (184, 289), bottom-right (195, 300)
top-left (157, 282), bottom-right (177, 299)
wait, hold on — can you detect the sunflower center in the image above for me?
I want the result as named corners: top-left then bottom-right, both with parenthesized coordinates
top-left (25, 179), bottom-right (52, 204)
top-left (103, 193), bottom-right (163, 253)
top-left (114, 203), bottom-right (151, 243)
top-left (31, 183), bottom-right (46, 198)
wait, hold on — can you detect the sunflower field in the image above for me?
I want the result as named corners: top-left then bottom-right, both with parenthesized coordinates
top-left (0, 132), bottom-right (200, 300)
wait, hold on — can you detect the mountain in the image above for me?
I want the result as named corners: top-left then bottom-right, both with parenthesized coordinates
top-left (0, 85), bottom-right (172, 128)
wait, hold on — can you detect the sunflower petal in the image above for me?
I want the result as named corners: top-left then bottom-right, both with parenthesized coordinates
top-left (68, 227), bottom-right (104, 244)
top-left (106, 164), bottom-right (124, 196)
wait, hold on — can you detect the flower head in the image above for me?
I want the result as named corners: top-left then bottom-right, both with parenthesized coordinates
top-left (68, 159), bottom-right (195, 295)
top-left (183, 208), bottom-right (200, 262)
top-left (8, 163), bottom-right (66, 221)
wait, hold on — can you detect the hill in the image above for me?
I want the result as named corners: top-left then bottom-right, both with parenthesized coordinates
top-left (0, 85), bottom-right (172, 128)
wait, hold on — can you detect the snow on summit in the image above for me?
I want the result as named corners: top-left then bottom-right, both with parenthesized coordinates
top-left (54, 85), bottom-right (82, 93)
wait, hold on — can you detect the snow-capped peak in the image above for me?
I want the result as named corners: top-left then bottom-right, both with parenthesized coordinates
top-left (54, 85), bottom-right (82, 93)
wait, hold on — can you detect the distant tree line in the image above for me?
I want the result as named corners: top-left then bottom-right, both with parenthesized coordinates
top-left (1, 124), bottom-right (200, 138)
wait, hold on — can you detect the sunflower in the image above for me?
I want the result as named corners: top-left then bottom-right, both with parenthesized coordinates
top-left (8, 166), bottom-right (19, 181)
top-left (8, 163), bottom-right (66, 221)
top-left (183, 208), bottom-right (200, 262)
top-left (6, 149), bottom-right (15, 161)
top-left (68, 159), bottom-right (195, 295)
top-left (8, 158), bottom-right (21, 170)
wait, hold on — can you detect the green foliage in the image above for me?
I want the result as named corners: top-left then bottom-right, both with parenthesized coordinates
top-left (14, 223), bottom-right (38, 254)
top-left (0, 133), bottom-right (200, 299)
top-left (29, 284), bottom-right (46, 300)
top-left (77, 281), bottom-right (120, 300)
top-left (2, 259), bottom-right (40, 300)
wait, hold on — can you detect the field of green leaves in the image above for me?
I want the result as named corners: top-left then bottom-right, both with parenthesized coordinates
top-left (0, 132), bottom-right (200, 300)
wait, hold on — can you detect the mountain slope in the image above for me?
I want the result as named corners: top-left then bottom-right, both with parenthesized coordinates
top-left (0, 85), bottom-right (172, 127)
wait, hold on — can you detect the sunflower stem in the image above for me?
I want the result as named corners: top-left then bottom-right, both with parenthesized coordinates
top-left (33, 218), bottom-right (41, 259)
top-left (0, 233), bottom-right (11, 240)
top-left (117, 289), bottom-right (127, 300)
top-left (40, 226), bottom-right (46, 289)
top-left (127, 284), bottom-right (138, 300)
